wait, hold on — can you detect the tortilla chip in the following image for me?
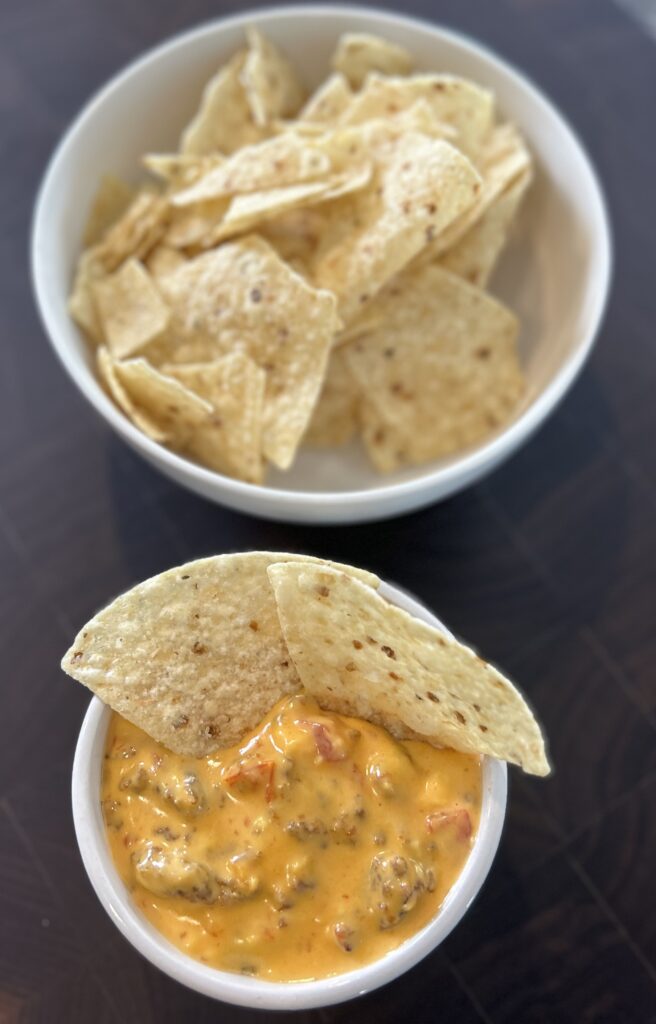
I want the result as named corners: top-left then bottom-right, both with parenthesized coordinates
top-left (145, 244), bottom-right (187, 280)
top-left (304, 349), bottom-right (361, 446)
top-left (268, 563), bottom-right (549, 775)
top-left (439, 166), bottom-right (531, 287)
top-left (157, 236), bottom-right (340, 469)
top-left (261, 206), bottom-right (331, 272)
top-left (164, 200), bottom-right (231, 250)
top-left (61, 553), bottom-right (379, 757)
top-left (92, 259), bottom-right (170, 359)
top-left (143, 153), bottom-right (224, 191)
top-left (334, 309), bottom-right (384, 347)
top-left (97, 347), bottom-right (167, 442)
top-left (95, 191), bottom-right (168, 273)
top-left (207, 179), bottom-right (342, 242)
top-left (210, 166), bottom-right (372, 243)
top-left (68, 248), bottom-right (106, 345)
top-left (358, 398), bottom-right (405, 473)
top-left (340, 73), bottom-right (494, 160)
top-left (112, 356), bottom-right (212, 441)
top-left (241, 28), bottom-right (305, 126)
top-left (345, 263), bottom-right (524, 466)
top-left (299, 72), bottom-right (353, 123)
top-left (332, 33), bottom-right (413, 89)
top-left (312, 134), bottom-right (481, 323)
top-left (171, 133), bottom-right (332, 207)
top-left (162, 354), bottom-right (266, 483)
top-left (180, 50), bottom-right (263, 155)
top-left (416, 123), bottom-right (532, 270)
top-left (83, 175), bottom-right (135, 247)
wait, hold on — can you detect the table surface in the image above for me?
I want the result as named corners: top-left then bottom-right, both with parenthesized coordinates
top-left (2, 0), bottom-right (656, 1020)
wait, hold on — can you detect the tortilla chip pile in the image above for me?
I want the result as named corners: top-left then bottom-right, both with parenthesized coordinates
top-left (69, 30), bottom-right (533, 483)
top-left (62, 552), bottom-right (549, 775)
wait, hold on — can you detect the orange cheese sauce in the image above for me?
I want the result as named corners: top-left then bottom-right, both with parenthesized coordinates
top-left (102, 694), bottom-right (481, 982)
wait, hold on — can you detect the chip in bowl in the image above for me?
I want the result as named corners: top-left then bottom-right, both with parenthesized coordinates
top-left (68, 28), bottom-right (532, 483)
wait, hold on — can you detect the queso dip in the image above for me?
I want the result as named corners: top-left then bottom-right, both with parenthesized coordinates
top-left (102, 694), bottom-right (482, 981)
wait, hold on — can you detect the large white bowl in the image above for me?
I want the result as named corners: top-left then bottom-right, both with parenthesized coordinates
top-left (72, 579), bottom-right (507, 1009)
top-left (33, 5), bottom-right (611, 524)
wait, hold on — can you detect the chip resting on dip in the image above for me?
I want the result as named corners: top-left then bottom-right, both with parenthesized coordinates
top-left (68, 28), bottom-right (533, 486)
top-left (62, 550), bottom-right (549, 983)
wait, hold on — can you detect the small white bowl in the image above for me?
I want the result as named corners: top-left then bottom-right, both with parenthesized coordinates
top-left (33, 5), bottom-right (611, 524)
top-left (72, 579), bottom-right (506, 1009)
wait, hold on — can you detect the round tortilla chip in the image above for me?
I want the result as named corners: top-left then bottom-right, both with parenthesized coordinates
top-left (61, 553), bottom-right (379, 757)
top-left (268, 562), bottom-right (550, 776)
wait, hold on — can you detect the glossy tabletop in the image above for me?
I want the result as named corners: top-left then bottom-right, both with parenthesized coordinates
top-left (1, 0), bottom-right (656, 1021)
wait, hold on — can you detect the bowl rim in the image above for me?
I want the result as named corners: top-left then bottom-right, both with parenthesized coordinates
top-left (32, 4), bottom-right (612, 513)
top-left (71, 577), bottom-right (508, 1009)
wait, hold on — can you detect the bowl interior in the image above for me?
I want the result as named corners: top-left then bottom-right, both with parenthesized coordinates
top-left (72, 579), bottom-right (507, 1009)
top-left (34, 6), bottom-right (609, 499)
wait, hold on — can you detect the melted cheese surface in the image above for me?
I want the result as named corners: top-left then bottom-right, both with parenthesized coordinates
top-left (102, 694), bottom-right (481, 981)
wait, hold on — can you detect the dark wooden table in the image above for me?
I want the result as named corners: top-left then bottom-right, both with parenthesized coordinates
top-left (2, 0), bottom-right (656, 1020)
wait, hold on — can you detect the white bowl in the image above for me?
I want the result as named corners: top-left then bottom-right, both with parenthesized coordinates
top-left (72, 579), bottom-right (507, 1009)
top-left (33, 5), bottom-right (611, 524)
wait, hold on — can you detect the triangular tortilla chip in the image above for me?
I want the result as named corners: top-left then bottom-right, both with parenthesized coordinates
top-left (358, 398), bottom-right (405, 473)
top-left (340, 73), bottom-right (494, 160)
top-left (268, 562), bottom-right (549, 775)
top-left (83, 175), bottom-right (135, 247)
top-left (298, 72), bottom-right (353, 124)
top-left (209, 166), bottom-right (372, 244)
top-left (171, 133), bottom-right (331, 207)
top-left (261, 206), bottom-right (331, 273)
top-left (180, 50), bottom-right (263, 155)
top-left (61, 553), bottom-right (379, 757)
top-left (312, 133), bottom-right (480, 323)
top-left (157, 236), bottom-right (340, 468)
top-left (345, 263), bottom-right (524, 466)
top-left (95, 191), bottom-right (168, 273)
top-left (162, 354), bottom-right (266, 483)
top-left (143, 153), bottom-right (224, 191)
top-left (69, 248), bottom-right (107, 345)
top-left (332, 33), bottom-right (413, 89)
top-left (303, 348), bottom-right (361, 447)
top-left (145, 244), bottom-right (187, 281)
top-left (111, 355), bottom-right (212, 441)
top-left (97, 347), bottom-right (166, 442)
top-left (439, 166), bottom-right (531, 287)
top-left (92, 259), bottom-right (170, 359)
top-left (416, 122), bottom-right (532, 271)
top-left (241, 28), bottom-right (305, 126)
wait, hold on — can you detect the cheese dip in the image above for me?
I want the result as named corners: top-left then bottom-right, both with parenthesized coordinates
top-left (102, 694), bottom-right (481, 981)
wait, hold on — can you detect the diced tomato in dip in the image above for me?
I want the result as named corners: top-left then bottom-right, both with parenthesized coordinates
top-left (102, 694), bottom-right (482, 981)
